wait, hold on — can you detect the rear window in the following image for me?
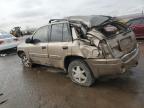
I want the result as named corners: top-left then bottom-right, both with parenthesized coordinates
top-left (0, 32), bottom-right (12, 39)
top-left (96, 21), bottom-right (128, 38)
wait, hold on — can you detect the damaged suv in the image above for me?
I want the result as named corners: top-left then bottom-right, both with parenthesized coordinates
top-left (17, 15), bottom-right (139, 86)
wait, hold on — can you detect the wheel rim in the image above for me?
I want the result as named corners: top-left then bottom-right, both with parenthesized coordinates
top-left (72, 66), bottom-right (87, 84)
top-left (22, 56), bottom-right (31, 67)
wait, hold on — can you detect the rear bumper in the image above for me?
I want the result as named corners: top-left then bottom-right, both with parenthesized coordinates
top-left (86, 47), bottom-right (139, 78)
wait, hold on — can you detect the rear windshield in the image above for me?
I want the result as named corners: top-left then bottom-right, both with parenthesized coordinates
top-left (96, 21), bottom-right (129, 38)
top-left (0, 32), bottom-right (12, 39)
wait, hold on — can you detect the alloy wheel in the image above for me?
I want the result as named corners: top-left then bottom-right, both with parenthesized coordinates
top-left (22, 55), bottom-right (31, 67)
top-left (72, 66), bottom-right (87, 84)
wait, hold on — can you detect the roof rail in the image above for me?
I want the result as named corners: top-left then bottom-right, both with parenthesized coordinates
top-left (49, 19), bottom-right (68, 23)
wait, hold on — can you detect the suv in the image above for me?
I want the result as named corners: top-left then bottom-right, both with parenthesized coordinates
top-left (17, 15), bottom-right (139, 86)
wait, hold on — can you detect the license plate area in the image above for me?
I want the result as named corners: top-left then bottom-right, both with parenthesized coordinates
top-left (119, 37), bottom-right (132, 52)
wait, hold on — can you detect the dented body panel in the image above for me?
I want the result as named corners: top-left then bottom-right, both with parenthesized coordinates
top-left (86, 45), bottom-right (139, 77)
top-left (17, 15), bottom-right (139, 78)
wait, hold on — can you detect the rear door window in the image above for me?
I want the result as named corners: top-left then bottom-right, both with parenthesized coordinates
top-left (50, 23), bottom-right (72, 42)
top-left (62, 24), bottom-right (72, 42)
top-left (51, 24), bottom-right (63, 42)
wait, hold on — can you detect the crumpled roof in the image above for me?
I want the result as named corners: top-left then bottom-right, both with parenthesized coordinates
top-left (66, 15), bottom-right (111, 28)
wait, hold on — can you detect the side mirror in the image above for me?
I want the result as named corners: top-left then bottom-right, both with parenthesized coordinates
top-left (25, 38), bottom-right (32, 43)
top-left (33, 39), bottom-right (41, 44)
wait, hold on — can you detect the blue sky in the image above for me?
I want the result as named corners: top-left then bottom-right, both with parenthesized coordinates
top-left (0, 0), bottom-right (144, 31)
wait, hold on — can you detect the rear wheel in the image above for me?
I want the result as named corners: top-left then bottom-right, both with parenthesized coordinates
top-left (68, 59), bottom-right (95, 86)
top-left (20, 53), bottom-right (32, 68)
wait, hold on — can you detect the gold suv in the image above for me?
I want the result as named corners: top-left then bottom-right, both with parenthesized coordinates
top-left (17, 15), bottom-right (139, 86)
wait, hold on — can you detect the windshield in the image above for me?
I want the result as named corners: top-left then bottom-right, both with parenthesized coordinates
top-left (0, 32), bottom-right (12, 39)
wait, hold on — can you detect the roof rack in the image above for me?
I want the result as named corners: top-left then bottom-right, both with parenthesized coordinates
top-left (49, 19), bottom-right (68, 23)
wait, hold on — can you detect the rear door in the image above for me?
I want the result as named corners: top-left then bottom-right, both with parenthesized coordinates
top-left (28, 26), bottom-right (50, 65)
top-left (48, 23), bottom-right (72, 68)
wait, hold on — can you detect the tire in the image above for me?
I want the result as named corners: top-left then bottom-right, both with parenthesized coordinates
top-left (20, 53), bottom-right (32, 68)
top-left (68, 59), bottom-right (95, 86)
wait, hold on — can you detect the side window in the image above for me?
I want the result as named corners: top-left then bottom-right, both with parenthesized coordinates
top-left (128, 18), bottom-right (142, 25)
top-left (62, 23), bottom-right (72, 42)
top-left (141, 18), bottom-right (144, 24)
top-left (33, 26), bottom-right (48, 42)
top-left (51, 24), bottom-right (63, 42)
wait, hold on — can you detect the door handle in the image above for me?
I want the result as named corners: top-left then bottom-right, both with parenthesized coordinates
top-left (42, 46), bottom-right (46, 49)
top-left (62, 46), bottom-right (68, 50)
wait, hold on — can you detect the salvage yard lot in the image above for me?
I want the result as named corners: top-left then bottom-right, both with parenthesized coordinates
top-left (0, 44), bottom-right (144, 108)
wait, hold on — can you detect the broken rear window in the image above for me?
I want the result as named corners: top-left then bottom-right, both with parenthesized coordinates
top-left (96, 21), bottom-right (128, 38)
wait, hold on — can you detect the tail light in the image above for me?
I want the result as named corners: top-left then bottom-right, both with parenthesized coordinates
top-left (0, 40), bottom-right (4, 44)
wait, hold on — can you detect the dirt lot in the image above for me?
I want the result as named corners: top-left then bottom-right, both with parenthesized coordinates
top-left (0, 44), bottom-right (144, 108)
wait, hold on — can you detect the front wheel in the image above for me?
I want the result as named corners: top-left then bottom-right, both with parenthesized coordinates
top-left (68, 59), bottom-right (95, 86)
top-left (20, 53), bottom-right (32, 68)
